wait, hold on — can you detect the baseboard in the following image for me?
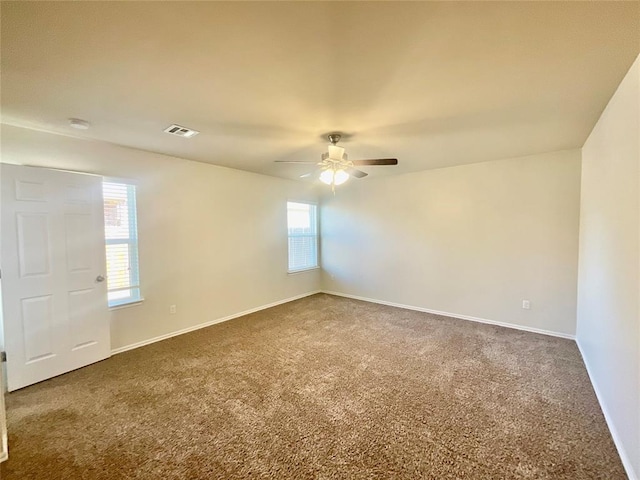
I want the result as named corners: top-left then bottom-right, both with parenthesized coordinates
top-left (111, 290), bottom-right (322, 355)
top-left (322, 290), bottom-right (575, 340)
top-left (576, 339), bottom-right (638, 480)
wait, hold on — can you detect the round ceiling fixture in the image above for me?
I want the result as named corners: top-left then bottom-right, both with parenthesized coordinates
top-left (69, 118), bottom-right (91, 130)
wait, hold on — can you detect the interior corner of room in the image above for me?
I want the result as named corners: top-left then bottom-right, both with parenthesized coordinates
top-left (0, 2), bottom-right (638, 478)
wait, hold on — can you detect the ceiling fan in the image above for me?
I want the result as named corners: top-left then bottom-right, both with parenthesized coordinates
top-left (275, 133), bottom-right (398, 188)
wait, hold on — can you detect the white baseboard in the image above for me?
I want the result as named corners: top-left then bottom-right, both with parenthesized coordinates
top-left (111, 290), bottom-right (321, 355)
top-left (112, 289), bottom-right (574, 355)
top-left (322, 290), bottom-right (575, 340)
top-left (576, 339), bottom-right (638, 480)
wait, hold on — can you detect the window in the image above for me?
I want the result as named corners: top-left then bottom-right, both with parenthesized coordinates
top-left (287, 201), bottom-right (318, 272)
top-left (103, 181), bottom-right (141, 307)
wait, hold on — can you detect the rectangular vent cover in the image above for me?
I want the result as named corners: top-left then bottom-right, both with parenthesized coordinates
top-left (163, 124), bottom-right (199, 138)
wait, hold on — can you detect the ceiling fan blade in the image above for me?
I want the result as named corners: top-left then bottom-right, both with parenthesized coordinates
top-left (345, 167), bottom-right (368, 179)
top-left (275, 160), bottom-right (317, 164)
top-left (352, 158), bottom-right (398, 166)
top-left (300, 168), bottom-right (322, 179)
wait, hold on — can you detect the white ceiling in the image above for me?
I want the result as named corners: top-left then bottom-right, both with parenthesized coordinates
top-left (1, 1), bottom-right (638, 180)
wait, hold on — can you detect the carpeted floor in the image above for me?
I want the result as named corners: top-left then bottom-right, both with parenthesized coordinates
top-left (0, 294), bottom-right (626, 479)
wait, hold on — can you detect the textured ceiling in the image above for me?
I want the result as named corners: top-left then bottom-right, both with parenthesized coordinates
top-left (1, 1), bottom-right (638, 180)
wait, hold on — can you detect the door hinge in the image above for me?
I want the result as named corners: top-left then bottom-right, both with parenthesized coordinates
top-left (0, 352), bottom-right (5, 362)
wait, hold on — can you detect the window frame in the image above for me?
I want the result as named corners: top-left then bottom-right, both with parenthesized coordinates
top-left (102, 178), bottom-right (143, 308)
top-left (286, 200), bottom-right (319, 274)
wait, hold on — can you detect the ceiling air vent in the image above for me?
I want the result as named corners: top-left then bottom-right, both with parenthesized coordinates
top-left (163, 124), bottom-right (199, 138)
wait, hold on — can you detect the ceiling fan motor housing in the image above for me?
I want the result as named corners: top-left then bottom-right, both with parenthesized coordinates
top-left (327, 145), bottom-right (347, 161)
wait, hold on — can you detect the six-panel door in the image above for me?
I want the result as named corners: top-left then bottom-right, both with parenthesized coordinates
top-left (1, 164), bottom-right (110, 392)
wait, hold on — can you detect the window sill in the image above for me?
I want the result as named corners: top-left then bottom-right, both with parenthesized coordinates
top-left (109, 299), bottom-right (145, 311)
top-left (288, 267), bottom-right (320, 275)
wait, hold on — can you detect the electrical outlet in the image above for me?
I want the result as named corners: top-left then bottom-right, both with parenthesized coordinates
top-left (522, 300), bottom-right (531, 310)
top-left (169, 304), bottom-right (177, 314)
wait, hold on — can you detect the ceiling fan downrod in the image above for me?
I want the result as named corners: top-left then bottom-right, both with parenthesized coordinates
top-left (327, 133), bottom-right (341, 145)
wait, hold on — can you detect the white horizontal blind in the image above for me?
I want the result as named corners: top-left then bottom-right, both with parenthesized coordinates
top-left (103, 182), bottom-right (141, 307)
top-left (287, 202), bottom-right (318, 272)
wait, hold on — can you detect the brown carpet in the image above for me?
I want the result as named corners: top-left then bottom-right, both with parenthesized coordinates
top-left (0, 294), bottom-right (626, 479)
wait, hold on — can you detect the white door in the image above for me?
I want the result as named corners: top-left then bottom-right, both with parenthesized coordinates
top-left (1, 164), bottom-right (110, 392)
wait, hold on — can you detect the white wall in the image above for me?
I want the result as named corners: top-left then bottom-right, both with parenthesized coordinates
top-left (0, 125), bottom-right (321, 350)
top-left (321, 149), bottom-right (581, 337)
top-left (577, 56), bottom-right (639, 479)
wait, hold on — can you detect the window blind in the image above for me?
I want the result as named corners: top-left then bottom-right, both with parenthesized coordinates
top-left (287, 202), bottom-right (318, 272)
top-left (103, 182), bottom-right (141, 307)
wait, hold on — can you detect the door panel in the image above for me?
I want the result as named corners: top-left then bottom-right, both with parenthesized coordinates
top-left (65, 214), bottom-right (93, 273)
top-left (68, 288), bottom-right (99, 350)
top-left (64, 184), bottom-right (92, 205)
top-left (1, 164), bottom-right (110, 391)
top-left (17, 213), bottom-right (52, 277)
top-left (21, 295), bottom-right (55, 363)
top-left (15, 179), bottom-right (47, 202)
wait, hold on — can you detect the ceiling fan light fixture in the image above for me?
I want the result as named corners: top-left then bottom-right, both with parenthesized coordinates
top-left (319, 169), bottom-right (335, 185)
top-left (334, 169), bottom-right (349, 185)
top-left (276, 132), bottom-right (397, 187)
top-left (320, 168), bottom-right (349, 186)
